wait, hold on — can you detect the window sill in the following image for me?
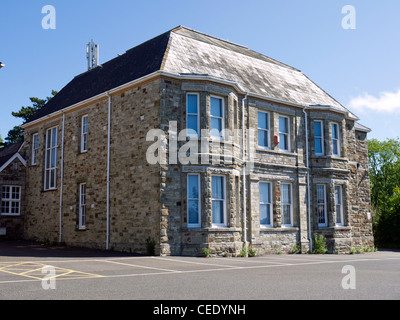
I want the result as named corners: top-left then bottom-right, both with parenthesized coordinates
top-left (256, 147), bottom-right (296, 156)
top-left (260, 226), bottom-right (299, 232)
top-left (182, 227), bottom-right (241, 232)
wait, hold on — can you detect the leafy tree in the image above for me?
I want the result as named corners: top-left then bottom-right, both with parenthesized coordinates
top-left (2, 90), bottom-right (57, 146)
top-left (368, 138), bottom-right (400, 246)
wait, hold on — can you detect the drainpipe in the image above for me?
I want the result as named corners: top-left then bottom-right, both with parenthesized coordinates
top-left (242, 94), bottom-right (248, 256)
top-left (106, 92), bottom-right (111, 250)
top-left (59, 112), bottom-right (65, 244)
top-left (302, 106), bottom-right (312, 253)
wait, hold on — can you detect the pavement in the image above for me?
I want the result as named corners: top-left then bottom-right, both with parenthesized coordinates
top-left (0, 240), bottom-right (399, 301)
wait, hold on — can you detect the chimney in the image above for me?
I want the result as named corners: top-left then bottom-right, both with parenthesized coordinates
top-left (86, 40), bottom-right (99, 70)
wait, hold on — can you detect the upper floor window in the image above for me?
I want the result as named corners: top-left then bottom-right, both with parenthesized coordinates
top-left (187, 174), bottom-right (201, 228)
top-left (331, 122), bottom-right (340, 156)
top-left (32, 133), bottom-right (39, 165)
top-left (186, 93), bottom-right (199, 138)
top-left (314, 120), bottom-right (324, 155)
top-left (210, 96), bottom-right (224, 140)
top-left (81, 115), bottom-right (88, 153)
top-left (44, 126), bottom-right (58, 190)
top-left (279, 116), bottom-right (290, 151)
top-left (1, 186), bottom-right (21, 216)
top-left (258, 111), bottom-right (270, 148)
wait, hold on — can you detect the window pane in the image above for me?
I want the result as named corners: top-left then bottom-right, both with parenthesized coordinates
top-left (188, 175), bottom-right (199, 199)
top-left (332, 140), bottom-right (338, 155)
top-left (188, 200), bottom-right (199, 225)
top-left (258, 112), bottom-right (268, 130)
top-left (260, 204), bottom-right (271, 225)
top-left (210, 118), bottom-right (222, 138)
top-left (281, 184), bottom-right (291, 204)
top-left (282, 205), bottom-right (291, 225)
top-left (212, 200), bottom-right (224, 224)
top-left (187, 94), bottom-right (198, 114)
top-left (212, 176), bottom-right (224, 200)
top-left (187, 115), bottom-right (198, 135)
top-left (280, 133), bottom-right (288, 150)
top-left (258, 129), bottom-right (268, 148)
top-left (211, 97), bottom-right (222, 117)
top-left (315, 138), bottom-right (323, 154)
top-left (260, 183), bottom-right (270, 203)
top-left (332, 124), bottom-right (338, 139)
top-left (314, 121), bottom-right (322, 137)
top-left (279, 117), bottom-right (288, 134)
top-left (51, 128), bottom-right (57, 147)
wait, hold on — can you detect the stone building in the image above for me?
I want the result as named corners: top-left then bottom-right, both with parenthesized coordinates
top-left (19, 26), bottom-right (374, 255)
top-left (0, 141), bottom-right (26, 239)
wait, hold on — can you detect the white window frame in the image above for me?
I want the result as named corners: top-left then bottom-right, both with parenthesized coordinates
top-left (259, 182), bottom-right (273, 227)
top-left (186, 93), bottom-right (200, 138)
top-left (317, 184), bottom-right (328, 227)
top-left (335, 185), bottom-right (344, 226)
top-left (210, 96), bottom-right (225, 141)
top-left (258, 111), bottom-right (270, 149)
top-left (331, 122), bottom-right (341, 157)
top-left (81, 115), bottom-right (88, 153)
top-left (78, 183), bottom-right (86, 230)
top-left (314, 120), bottom-right (324, 156)
top-left (279, 115), bottom-right (290, 152)
top-left (187, 174), bottom-right (201, 228)
top-left (1, 185), bottom-right (21, 216)
top-left (281, 183), bottom-right (293, 227)
top-left (44, 126), bottom-right (58, 191)
top-left (211, 175), bottom-right (227, 227)
top-left (31, 133), bottom-right (39, 165)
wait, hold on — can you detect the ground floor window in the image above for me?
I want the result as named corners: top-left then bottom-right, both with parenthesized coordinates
top-left (1, 186), bottom-right (21, 216)
top-left (335, 185), bottom-right (344, 226)
top-left (260, 182), bottom-right (272, 227)
top-left (78, 183), bottom-right (86, 229)
top-left (211, 175), bottom-right (226, 227)
top-left (187, 174), bottom-right (201, 228)
top-left (317, 184), bottom-right (327, 227)
top-left (281, 183), bottom-right (293, 227)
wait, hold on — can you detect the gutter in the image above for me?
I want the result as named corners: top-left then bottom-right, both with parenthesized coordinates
top-left (106, 92), bottom-right (111, 250)
top-left (302, 106), bottom-right (312, 253)
top-left (242, 94), bottom-right (248, 256)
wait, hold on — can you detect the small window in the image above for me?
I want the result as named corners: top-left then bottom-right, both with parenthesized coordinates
top-left (314, 120), bottom-right (324, 155)
top-left (78, 183), bottom-right (86, 229)
top-left (258, 111), bottom-right (270, 148)
top-left (210, 96), bottom-right (224, 140)
top-left (44, 127), bottom-right (58, 190)
top-left (81, 115), bottom-right (88, 153)
top-left (260, 182), bottom-right (272, 227)
top-left (32, 133), bottom-right (39, 165)
top-left (211, 175), bottom-right (226, 227)
top-left (331, 123), bottom-right (340, 156)
top-left (1, 186), bottom-right (21, 216)
top-left (281, 183), bottom-right (292, 227)
top-left (279, 116), bottom-right (290, 151)
top-left (187, 174), bottom-right (201, 228)
top-left (317, 184), bottom-right (327, 227)
top-left (186, 94), bottom-right (199, 138)
top-left (335, 185), bottom-right (344, 226)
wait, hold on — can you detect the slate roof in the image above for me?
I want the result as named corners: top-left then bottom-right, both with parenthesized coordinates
top-left (26, 26), bottom-right (360, 125)
top-left (0, 141), bottom-right (24, 169)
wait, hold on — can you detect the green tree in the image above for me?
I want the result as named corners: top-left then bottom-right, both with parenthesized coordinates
top-left (368, 138), bottom-right (400, 246)
top-left (2, 90), bottom-right (57, 146)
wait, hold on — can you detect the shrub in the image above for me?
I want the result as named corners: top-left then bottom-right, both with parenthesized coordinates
top-left (313, 234), bottom-right (328, 254)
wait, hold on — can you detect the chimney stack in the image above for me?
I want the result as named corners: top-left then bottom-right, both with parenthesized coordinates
top-left (86, 40), bottom-right (99, 70)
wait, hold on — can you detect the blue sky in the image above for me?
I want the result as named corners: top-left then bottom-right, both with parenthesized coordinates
top-left (1, 0), bottom-right (399, 141)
